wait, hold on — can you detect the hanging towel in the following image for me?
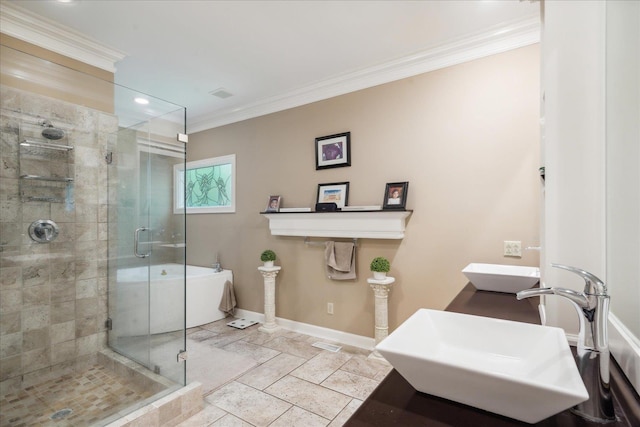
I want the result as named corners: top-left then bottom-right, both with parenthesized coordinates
top-left (218, 280), bottom-right (237, 316)
top-left (325, 241), bottom-right (356, 280)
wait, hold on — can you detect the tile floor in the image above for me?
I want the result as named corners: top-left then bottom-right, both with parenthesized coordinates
top-left (0, 364), bottom-right (157, 427)
top-left (177, 318), bottom-right (392, 427)
top-left (1, 318), bottom-right (388, 427)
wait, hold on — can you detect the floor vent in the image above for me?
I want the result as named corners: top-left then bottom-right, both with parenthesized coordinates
top-left (312, 342), bottom-right (342, 352)
top-left (50, 409), bottom-right (73, 420)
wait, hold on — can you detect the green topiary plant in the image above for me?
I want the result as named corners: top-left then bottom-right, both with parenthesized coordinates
top-left (370, 257), bottom-right (390, 273)
top-left (260, 249), bottom-right (276, 262)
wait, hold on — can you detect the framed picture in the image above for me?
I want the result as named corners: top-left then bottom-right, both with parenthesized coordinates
top-left (317, 182), bottom-right (349, 209)
top-left (383, 182), bottom-right (409, 210)
top-left (265, 195), bottom-right (281, 212)
top-left (315, 132), bottom-right (351, 170)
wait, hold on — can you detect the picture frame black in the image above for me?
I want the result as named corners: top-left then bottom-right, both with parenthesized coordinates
top-left (265, 195), bottom-right (281, 212)
top-left (317, 182), bottom-right (350, 209)
top-left (383, 182), bottom-right (409, 210)
top-left (315, 132), bottom-right (351, 170)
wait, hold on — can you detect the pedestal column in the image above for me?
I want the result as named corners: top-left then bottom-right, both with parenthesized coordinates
top-left (258, 265), bottom-right (281, 333)
top-left (367, 276), bottom-right (395, 358)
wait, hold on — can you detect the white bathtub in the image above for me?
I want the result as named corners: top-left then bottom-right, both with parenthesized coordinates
top-left (115, 263), bottom-right (232, 336)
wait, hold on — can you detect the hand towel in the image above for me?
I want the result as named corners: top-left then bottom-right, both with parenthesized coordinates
top-left (325, 241), bottom-right (356, 280)
top-left (218, 280), bottom-right (237, 316)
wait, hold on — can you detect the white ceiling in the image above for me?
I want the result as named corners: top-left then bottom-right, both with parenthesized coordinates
top-left (4, 0), bottom-right (540, 132)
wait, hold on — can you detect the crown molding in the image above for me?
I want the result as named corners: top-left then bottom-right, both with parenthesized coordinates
top-left (190, 16), bottom-right (540, 133)
top-left (0, 2), bottom-right (126, 73)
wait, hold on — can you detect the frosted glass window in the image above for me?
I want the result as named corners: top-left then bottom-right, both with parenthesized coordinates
top-left (174, 154), bottom-right (235, 213)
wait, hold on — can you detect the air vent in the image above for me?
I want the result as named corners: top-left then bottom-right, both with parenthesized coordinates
top-left (312, 342), bottom-right (342, 352)
top-left (210, 88), bottom-right (233, 99)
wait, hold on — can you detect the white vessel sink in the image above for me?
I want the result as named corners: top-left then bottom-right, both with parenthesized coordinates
top-left (376, 309), bottom-right (588, 424)
top-left (462, 263), bottom-right (539, 293)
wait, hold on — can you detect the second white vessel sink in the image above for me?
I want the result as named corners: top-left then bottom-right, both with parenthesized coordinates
top-left (376, 309), bottom-right (588, 424)
top-left (462, 263), bottom-right (540, 293)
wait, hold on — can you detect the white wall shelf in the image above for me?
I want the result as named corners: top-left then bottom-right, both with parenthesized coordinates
top-left (261, 211), bottom-right (412, 239)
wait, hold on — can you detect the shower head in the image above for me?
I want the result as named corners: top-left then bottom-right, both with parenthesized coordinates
top-left (40, 120), bottom-right (65, 140)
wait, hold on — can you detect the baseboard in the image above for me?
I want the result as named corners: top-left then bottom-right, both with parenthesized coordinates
top-left (234, 309), bottom-right (376, 351)
top-left (609, 313), bottom-right (640, 394)
top-left (565, 333), bottom-right (579, 346)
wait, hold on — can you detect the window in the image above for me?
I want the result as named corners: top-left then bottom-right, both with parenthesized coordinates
top-left (174, 154), bottom-right (236, 213)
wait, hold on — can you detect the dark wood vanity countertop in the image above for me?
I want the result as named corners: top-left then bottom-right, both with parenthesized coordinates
top-left (345, 283), bottom-right (640, 427)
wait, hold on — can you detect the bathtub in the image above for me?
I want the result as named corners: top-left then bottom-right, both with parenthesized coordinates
top-left (115, 263), bottom-right (232, 336)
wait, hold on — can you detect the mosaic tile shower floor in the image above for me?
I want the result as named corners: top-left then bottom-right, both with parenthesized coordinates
top-left (0, 365), bottom-right (156, 427)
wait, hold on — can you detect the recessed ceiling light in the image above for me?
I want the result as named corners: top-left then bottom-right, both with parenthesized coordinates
top-left (134, 97), bottom-right (149, 105)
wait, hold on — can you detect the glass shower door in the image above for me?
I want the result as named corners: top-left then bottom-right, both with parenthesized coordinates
top-left (107, 108), bottom-right (187, 387)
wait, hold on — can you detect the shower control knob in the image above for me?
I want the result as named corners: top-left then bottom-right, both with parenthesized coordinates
top-left (28, 219), bottom-right (60, 243)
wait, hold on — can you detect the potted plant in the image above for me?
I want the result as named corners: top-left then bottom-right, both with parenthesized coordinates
top-left (370, 256), bottom-right (390, 280)
top-left (260, 249), bottom-right (277, 267)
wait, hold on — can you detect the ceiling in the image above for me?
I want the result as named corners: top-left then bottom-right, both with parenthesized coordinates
top-left (3, 1), bottom-right (540, 132)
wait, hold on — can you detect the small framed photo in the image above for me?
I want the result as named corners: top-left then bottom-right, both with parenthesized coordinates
top-left (317, 182), bottom-right (349, 209)
top-left (383, 182), bottom-right (409, 210)
top-left (265, 195), bottom-right (281, 212)
top-left (315, 132), bottom-right (351, 170)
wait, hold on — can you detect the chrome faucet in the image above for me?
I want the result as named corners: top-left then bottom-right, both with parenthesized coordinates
top-left (212, 252), bottom-right (222, 273)
top-left (516, 263), bottom-right (615, 423)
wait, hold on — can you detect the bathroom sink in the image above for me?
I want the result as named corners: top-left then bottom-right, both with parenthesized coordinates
top-left (376, 309), bottom-right (588, 424)
top-left (462, 263), bottom-right (539, 293)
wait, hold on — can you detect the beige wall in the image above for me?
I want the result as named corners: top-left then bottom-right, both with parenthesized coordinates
top-left (187, 44), bottom-right (541, 338)
top-left (0, 34), bottom-right (114, 113)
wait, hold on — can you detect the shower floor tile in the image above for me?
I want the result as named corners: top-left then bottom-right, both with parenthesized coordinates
top-left (0, 365), bottom-right (156, 427)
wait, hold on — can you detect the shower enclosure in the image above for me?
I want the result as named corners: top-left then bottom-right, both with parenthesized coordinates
top-left (107, 103), bottom-right (187, 386)
top-left (0, 42), bottom-right (188, 425)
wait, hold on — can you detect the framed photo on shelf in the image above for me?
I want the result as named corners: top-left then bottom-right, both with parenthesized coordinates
top-left (317, 182), bottom-right (349, 209)
top-left (383, 182), bottom-right (409, 210)
top-left (315, 132), bottom-right (351, 170)
top-left (265, 195), bottom-right (281, 212)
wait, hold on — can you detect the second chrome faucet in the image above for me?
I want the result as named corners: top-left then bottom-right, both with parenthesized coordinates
top-left (516, 263), bottom-right (615, 423)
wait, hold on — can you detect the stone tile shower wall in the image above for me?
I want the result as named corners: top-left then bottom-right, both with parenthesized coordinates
top-left (0, 85), bottom-right (117, 394)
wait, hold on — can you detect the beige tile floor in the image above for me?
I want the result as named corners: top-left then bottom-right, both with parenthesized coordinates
top-left (178, 318), bottom-right (391, 427)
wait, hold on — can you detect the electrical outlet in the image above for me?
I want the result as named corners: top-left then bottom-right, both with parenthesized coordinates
top-left (327, 302), bottom-right (334, 315)
top-left (504, 240), bottom-right (522, 257)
